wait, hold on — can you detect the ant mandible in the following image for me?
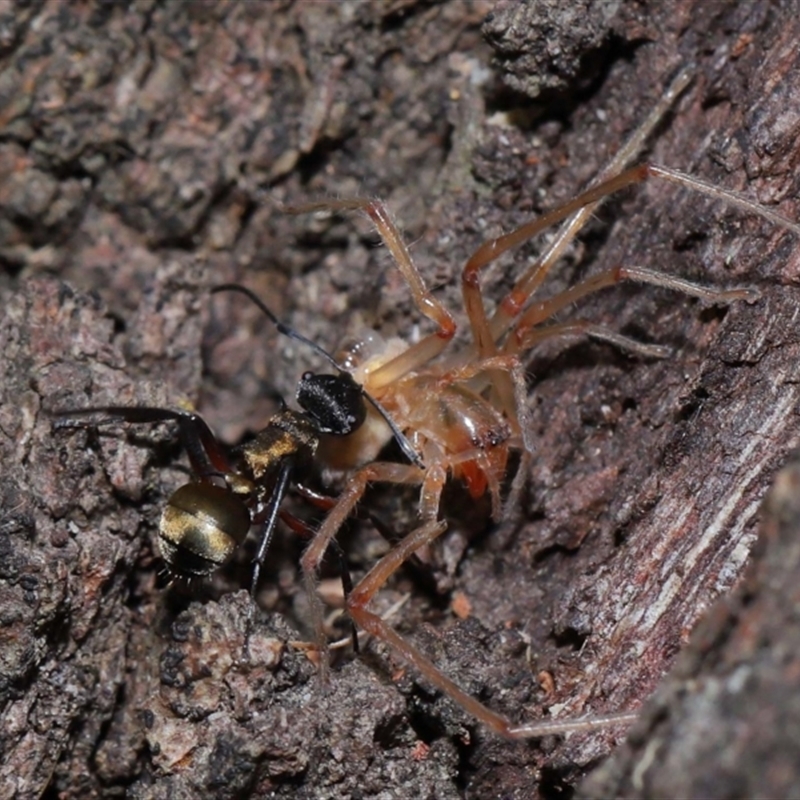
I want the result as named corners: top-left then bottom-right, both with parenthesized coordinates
top-left (55, 64), bottom-right (800, 741)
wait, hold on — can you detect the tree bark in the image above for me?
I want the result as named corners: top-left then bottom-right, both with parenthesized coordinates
top-left (1, 1), bottom-right (799, 797)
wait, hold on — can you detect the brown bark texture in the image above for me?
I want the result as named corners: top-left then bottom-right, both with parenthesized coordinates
top-left (1, 1), bottom-right (799, 798)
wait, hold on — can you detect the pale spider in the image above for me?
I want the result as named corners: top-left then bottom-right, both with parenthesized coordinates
top-left (281, 65), bottom-right (800, 738)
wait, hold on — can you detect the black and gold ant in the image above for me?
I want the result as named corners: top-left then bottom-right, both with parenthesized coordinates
top-left (54, 284), bottom-right (420, 602)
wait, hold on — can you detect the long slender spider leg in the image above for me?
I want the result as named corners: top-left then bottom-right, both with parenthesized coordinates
top-left (511, 320), bottom-right (673, 359)
top-left (487, 65), bottom-right (697, 346)
top-left (457, 167), bottom-right (672, 424)
top-left (459, 160), bottom-right (800, 385)
top-left (282, 198), bottom-right (457, 390)
top-left (465, 164), bottom-right (792, 349)
top-left (458, 67), bottom-right (799, 368)
top-left (505, 264), bottom-right (760, 355)
top-left (299, 461), bottom-right (425, 680)
top-left (499, 358), bottom-right (534, 522)
top-left (426, 69), bottom-right (694, 430)
top-left (347, 516), bottom-right (638, 739)
top-left (506, 708), bottom-right (640, 739)
top-left (418, 457), bottom-right (448, 524)
top-left (280, 505), bottom-right (360, 652)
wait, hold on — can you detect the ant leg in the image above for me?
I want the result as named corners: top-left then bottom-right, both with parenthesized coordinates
top-left (504, 264), bottom-right (761, 356)
top-left (249, 460), bottom-right (292, 596)
top-left (283, 198), bottom-right (456, 390)
top-left (347, 516), bottom-right (639, 739)
top-left (55, 405), bottom-right (263, 591)
top-left (53, 406), bottom-right (234, 479)
top-left (299, 460), bottom-right (425, 679)
top-left (292, 482), bottom-right (338, 510)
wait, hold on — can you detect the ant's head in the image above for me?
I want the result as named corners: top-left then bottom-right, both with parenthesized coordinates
top-left (296, 371), bottom-right (366, 436)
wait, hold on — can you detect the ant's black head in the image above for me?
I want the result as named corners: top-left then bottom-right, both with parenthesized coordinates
top-left (297, 371), bottom-right (366, 435)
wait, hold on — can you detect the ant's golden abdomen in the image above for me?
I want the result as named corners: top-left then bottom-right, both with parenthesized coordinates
top-left (159, 483), bottom-right (251, 578)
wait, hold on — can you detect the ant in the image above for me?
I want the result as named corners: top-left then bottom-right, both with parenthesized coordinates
top-left (55, 64), bottom-right (800, 741)
top-left (53, 283), bottom-right (420, 604)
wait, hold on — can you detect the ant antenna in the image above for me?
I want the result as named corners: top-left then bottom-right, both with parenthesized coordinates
top-left (211, 284), bottom-right (424, 468)
top-left (212, 284), bottom-right (342, 370)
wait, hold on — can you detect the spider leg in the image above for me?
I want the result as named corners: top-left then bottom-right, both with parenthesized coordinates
top-left (510, 320), bottom-right (673, 359)
top-left (347, 514), bottom-right (639, 738)
top-left (486, 65), bottom-right (697, 348)
top-left (459, 66), bottom-right (695, 370)
top-left (284, 198), bottom-right (456, 390)
top-left (299, 460), bottom-right (426, 680)
top-left (456, 66), bottom-right (798, 410)
top-left (281, 506), bottom-right (359, 652)
top-left (461, 161), bottom-right (800, 361)
top-left (505, 264), bottom-right (760, 357)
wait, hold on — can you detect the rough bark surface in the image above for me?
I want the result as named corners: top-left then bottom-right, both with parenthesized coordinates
top-left (581, 452), bottom-right (800, 799)
top-left (1, 1), bottom-right (799, 798)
